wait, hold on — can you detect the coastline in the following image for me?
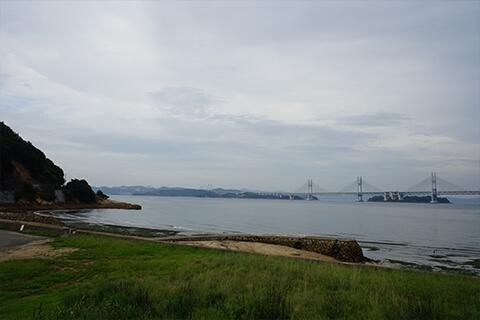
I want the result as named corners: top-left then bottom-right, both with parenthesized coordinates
top-left (0, 210), bottom-right (365, 264)
top-left (0, 199), bottom-right (141, 211)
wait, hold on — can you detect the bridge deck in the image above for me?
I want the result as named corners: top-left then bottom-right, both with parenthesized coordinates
top-left (263, 191), bottom-right (480, 196)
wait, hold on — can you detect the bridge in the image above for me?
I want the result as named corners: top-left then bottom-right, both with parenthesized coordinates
top-left (258, 173), bottom-right (480, 203)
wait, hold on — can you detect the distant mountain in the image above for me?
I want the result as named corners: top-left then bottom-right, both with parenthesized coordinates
top-left (139, 188), bottom-right (219, 197)
top-left (139, 188), bottom-right (303, 200)
top-left (93, 186), bottom-right (261, 196)
top-left (93, 185), bottom-right (304, 200)
top-left (92, 185), bottom-right (159, 195)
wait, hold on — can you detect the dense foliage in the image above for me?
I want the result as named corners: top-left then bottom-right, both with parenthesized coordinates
top-left (64, 179), bottom-right (97, 203)
top-left (0, 122), bottom-right (101, 204)
top-left (0, 122), bottom-right (65, 189)
top-left (95, 190), bottom-right (109, 200)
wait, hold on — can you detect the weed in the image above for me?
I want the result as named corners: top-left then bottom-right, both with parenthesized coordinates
top-left (165, 283), bottom-right (196, 319)
top-left (32, 300), bottom-right (43, 319)
top-left (43, 278), bottom-right (158, 319)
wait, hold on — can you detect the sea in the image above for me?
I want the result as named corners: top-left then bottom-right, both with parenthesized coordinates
top-left (36, 195), bottom-right (480, 275)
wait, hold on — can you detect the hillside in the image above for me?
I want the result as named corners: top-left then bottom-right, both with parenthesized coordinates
top-left (0, 122), bottom-right (140, 209)
top-left (1, 122), bottom-right (65, 191)
top-left (0, 122), bottom-right (66, 203)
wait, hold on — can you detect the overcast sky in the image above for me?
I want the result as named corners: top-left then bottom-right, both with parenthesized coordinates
top-left (1, 1), bottom-right (479, 192)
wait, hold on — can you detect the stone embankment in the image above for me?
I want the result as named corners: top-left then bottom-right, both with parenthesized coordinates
top-left (160, 234), bottom-right (366, 263)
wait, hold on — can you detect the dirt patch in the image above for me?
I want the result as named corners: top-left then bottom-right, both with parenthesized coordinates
top-left (0, 239), bottom-right (79, 262)
top-left (11, 160), bottom-right (35, 184)
top-left (177, 240), bottom-right (338, 262)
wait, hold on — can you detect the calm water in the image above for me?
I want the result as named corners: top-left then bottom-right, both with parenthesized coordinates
top-left (38, 195), bottom-right (480, 275)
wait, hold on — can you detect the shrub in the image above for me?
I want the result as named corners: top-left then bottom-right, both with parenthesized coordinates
top-left (96, 190), bottom-right (109, 200)
top-left (15, 182), bottom-right (38, 202)
top-left (63, 179), bottom-right (96, 203)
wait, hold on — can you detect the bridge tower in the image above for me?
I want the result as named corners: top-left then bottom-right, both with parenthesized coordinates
top-left (431, 172), bottom-right (438, 203)
top-left (356, 176), bottom-right (364, 202)
top-left (306, 179), bottom-right (314, 200)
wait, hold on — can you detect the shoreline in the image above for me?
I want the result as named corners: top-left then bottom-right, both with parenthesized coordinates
top-left (2, 210), bottom-right (478, 275)
top-left (0, 211), bottom-right (366, 264)
top-left (2, 212), bottom-right (478, 275)
top-left (0, 199), bottom-right (141, 211)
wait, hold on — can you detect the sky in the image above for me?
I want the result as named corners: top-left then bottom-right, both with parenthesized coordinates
top-left (1, 1), bottom-right (479, 192)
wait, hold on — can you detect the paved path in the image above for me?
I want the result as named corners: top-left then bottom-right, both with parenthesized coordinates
top-left (0, 229), bottom-right (48, 249)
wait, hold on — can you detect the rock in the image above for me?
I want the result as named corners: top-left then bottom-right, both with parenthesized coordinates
top-left (160, 234), bottom-right (366, 263)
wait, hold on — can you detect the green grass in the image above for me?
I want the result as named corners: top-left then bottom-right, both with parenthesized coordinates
top-left (1, 234), bottom-right (479, 319)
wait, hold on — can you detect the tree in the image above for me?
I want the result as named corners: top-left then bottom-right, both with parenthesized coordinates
top-left (1, 122), bottom-right (65, 188)
top-left (64, 179), bottom-right (96, 203)
top-left (96, 190), bottom-right (109, 200)
top-left (15, 182), bottom-right (38, 202)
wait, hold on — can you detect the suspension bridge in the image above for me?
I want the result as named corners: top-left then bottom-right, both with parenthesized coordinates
top-left (258, 173), bottom-right (480, 203)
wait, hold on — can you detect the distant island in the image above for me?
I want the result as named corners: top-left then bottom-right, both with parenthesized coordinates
top-left (92, 186), bottom-right (480, 204)
top-left (93, 186), bottom-right (467, 203)
top-left (368, 195), bottom-right (450, 203)
top-left (93, 186), bottom-right (306, 200)
top-left (138, 189), bottom-right (308, 200)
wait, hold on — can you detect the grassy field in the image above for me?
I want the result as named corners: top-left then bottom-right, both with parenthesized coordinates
top-left (1, 234), bottom-right (479, 319)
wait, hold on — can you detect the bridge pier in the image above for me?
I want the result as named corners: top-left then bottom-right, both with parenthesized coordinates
top-left (382, 191), bottom-right (403, 201)
top-left (356, 176), bottom-right (364, 202)
top-left (430, 172), bottom-right (438, 203)
top-left (306, 179), bottom-right (314, 200)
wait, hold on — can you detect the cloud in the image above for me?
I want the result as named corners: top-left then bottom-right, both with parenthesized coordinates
top-left (335, 112), bottom-right (409, 128)
top-left (0, 1), bottom-right (478, 191)
top-left (148, 87), bottom-right (220, 119)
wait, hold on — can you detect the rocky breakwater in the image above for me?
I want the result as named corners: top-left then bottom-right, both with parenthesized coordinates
top-left (160, 234), bottom-right (366, 263)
